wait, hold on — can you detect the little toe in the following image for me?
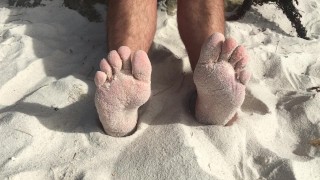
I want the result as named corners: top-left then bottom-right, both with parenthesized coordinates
top-left (132, 50), bottom-right (152, 82)
top-left (108, 50), bottom-right (122, 72)
top-left (99, 58), bottom-right (113, 80)
top-left (239, 69), bottom-right (251, 85)
top-left (229, 45), bottom-right (247, 67)
top-left (118, 46), bottom-right (132, 70)
top-left (219, 38), bottom-right (238, 62)
top-left (94, 71), bottom-right (107, 87)
top-left (198, 32), bottom-right (225, 64)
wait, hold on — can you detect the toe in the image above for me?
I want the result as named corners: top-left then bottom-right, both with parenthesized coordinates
top-left (94, 71), bottom-right (107, 87)
top-left (239, 69), bottom-right (251, 85)
top-left (219, 38), bottom-right (238, 62)
top-left (118, 46), bottom-right (132, 70)
top-left (108, 50), bottom-right (122, 71)
top-left (198, 32), bottom-right (225, 64)
top-left (132, 50), bottom-right (152, 82)
top-left (229, 45), bottom-right (247, 67)
top-left (100, 58), bottom-right (113, 80)
top-left (234, 54), bottom-right (249, 73)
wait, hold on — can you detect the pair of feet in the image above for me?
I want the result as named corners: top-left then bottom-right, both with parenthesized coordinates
top-left (94, 33), bottom-right (251, 137)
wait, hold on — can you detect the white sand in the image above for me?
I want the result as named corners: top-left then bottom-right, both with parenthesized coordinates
top-left (1, 0), bottom-right (320, 179)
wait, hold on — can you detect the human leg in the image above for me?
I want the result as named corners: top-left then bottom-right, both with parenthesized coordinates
top-left (177, 1), bottom-right (251, 125)
top-left (177, 0), bottom-right (225, 70)
top-left (107, 0), bottom-right (157, 52)
top-left (95, 0), bottom-right (157, 136)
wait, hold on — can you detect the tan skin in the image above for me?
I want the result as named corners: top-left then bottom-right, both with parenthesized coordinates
top-left (107, 0), bottom-right (157, 53)
top-left (177, 0), bottom-right (225, 70)
top-left (107, 0), bottom-right (225, 69)
top-left (95, 0), bottom-right (242, 136)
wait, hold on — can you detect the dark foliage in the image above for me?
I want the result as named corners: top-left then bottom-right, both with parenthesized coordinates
top-left (9, 0), bottom-right (42, 7)
top-left (8, 0), bottom-right (104, 22)
top-left (227, 0), bottom-right (309, 40)
top-left (63, 0), bottom-right (104, 22)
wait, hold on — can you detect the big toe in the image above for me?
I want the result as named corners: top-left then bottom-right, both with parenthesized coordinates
top-left (132, 50), bottom-right (152, 82)
top-left (198, 32), bottom-right (225, 64)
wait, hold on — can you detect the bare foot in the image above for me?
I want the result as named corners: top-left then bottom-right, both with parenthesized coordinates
top-left (94, 46), bottom-right (151, 137)
top-left (194, 33), bottom-right (251, 125)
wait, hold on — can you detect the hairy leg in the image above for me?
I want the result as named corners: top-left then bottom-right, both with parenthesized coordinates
top-left (178, 1), bottom-right (251, 125)
top-left (107, 0), bottom-right (157, 52)
top-left (177, 0), bottom-right (225, 70)
top-left (95, 0), bottom-right (157, 136)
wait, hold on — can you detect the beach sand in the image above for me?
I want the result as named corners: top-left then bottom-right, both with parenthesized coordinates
top-left (0, 0), bottom-right (320, 179)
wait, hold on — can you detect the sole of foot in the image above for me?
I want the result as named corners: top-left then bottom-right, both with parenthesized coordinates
top-left (94, 46), bottom-right (152, 137)
top-left (194, 32), bottom-right (251, 126)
